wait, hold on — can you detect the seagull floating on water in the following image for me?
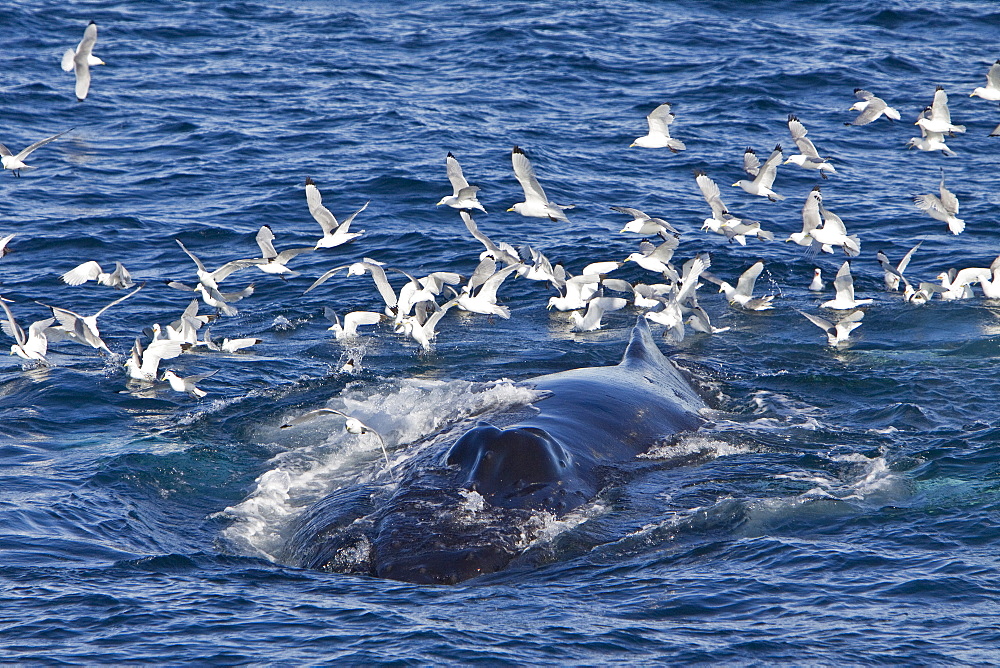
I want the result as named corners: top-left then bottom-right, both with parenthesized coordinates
top-left (61, 21), bottom-right (103, 101)
top-left (161, 368), bottom-right (217, 398)
top-left (324, 307), bottom-right (383, 340)
top-left (809, 268), bottom-right (824, 291)
top-left (0, 297), bottom-right (54, 363)
top-left (705, 261), bottom-right (774, 311)
top-left (630, 103), bottom-right (686, 151)
top-left (821, 262), bottom-right (871, 310)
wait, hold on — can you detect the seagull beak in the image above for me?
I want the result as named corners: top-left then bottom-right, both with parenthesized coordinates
top-left (628, 142), bottom-right (636, 147)
top-left (506, 206), bottom-right (515, 212)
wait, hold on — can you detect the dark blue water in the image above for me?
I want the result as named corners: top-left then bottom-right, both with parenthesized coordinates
top-left (2, 0), bottom-right (1000, 663)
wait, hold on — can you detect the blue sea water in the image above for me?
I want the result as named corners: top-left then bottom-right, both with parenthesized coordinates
top-left (2, 0), bottom-right (1000, 663)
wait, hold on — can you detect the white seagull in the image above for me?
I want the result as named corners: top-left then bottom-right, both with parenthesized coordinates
top-left (733, 145), bottom-right (786, 201)
top-left (785, 115), bottom-right (836, 178)
top-left (125, 337), bottom-right (184, 382)
top-left (324, 307), bottom-right (383, 340)
top-left (821, 262), bottom-right (872, 310)
top-left (809, 204), bottom-right (861, 257)
top-left (876, 243), bottom-right (921, 291)
top-left (161, 368), bottom-right (218, 399)
top-left (630, 102), bottom-right (686, 151)
top-left (847, 89), bottom-right (900, 125)
top-left (971, 60), bottom-right (1000, 100)
top-left (0, 298), bottom-right (54, 363)
top-left (61, 261), bottom-right (134, 289)
top-left (61, 21), bottom-right (104, 101)
top-left (41, 283), bottom-right (144, 354)
top-left (809, 268), bottom-right (824, 291)
top-left (452, 258), bottom-right (521, 319)
top-left (280, 408), bottom-right (393, 475)
top-left (0, 129), bottom-right (72, 177)
top-left (706, 261), bottom-right (774, 311)
top-left (787, 186), bottom-right (823, 246)
top-left (914, 170), bottom-right (964, 235)
top-left (507, 146), bottom-right (572, 222)
top-left (0, 233), bottom-right (13, 259)
top-left (694, 169), bottom-right (772, 245)
top-left (907, 106), bottom-right (957, 156)
top-left (305, 177), bottom-right (369, 249)
top-left (611, 206), bottom-right (680, 239)
top-left (570, 296), bottom-right (628, 332)
top-left (437, 153), bottom-right (486, 212)
top-left (799, 309), bottom-right (864, 347)
top-left (623, 237), bottom-right (679, 274)
top-left (915, 87), bottom-right (966, 135)
top-left (251, 225), bottom-right (314, 276)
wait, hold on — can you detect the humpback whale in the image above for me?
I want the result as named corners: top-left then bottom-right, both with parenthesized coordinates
top-left (283, 318), bottom-right (706, 584)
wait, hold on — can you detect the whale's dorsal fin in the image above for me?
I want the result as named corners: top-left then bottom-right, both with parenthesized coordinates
top-left (621, 317), bottom-right (670, 370)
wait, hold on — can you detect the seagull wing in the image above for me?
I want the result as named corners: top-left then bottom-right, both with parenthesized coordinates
top-left (832, 262), bottom-right (855, 301)
top-left (511, 146), bottom-right (548, 205)
top-left (799, 310), bottom-right (835, 335)
top-left (694, 170), bottom-right (728, 220)
top-left (474, 263), bottom-right (520, 303)
top-left (467, 257), bottom-right (498, 292)
top-left (61, 260), bottom-right (103, 286)
top-left (176, 239), bottom-right (207, 272)
top-left (255, 225), bottom-right (278, 260)
top-left (851, 96), bottom-right (887, 125)
top-left (646, 103), bottom-right (675, 136)
top-left (897, 243), bottom-right (922, 276)
top-left (819, 205), bottom-right (848, 236)
top-left (735, 261), bottom-right (765, 299)
top-left (445, 152), bottom-right (469, 194)
top-left (788, 116), bottom-right (821, 159)
top-left (93, 282), bottom-right (144, 319)
top-left (73, 22), bottom-right (98, 100)
top-left (987, 60), bottom-right (1000, 90)
top-left (930, 87), bottom-right (952, 124)
top-left (304, 264), bottom-right (350, 294)
top-left (13, 129), bottom-right (72, 163)
top-left (742, 147), bottom-right (760, 177)
top-left (610, 206), bottom-right (648, 220)
top-left (755, 145), bottom-right (783, 188)
top-left (335, 200), bottom-right (369, 234)
top-left (938, 174), bottom-right (959, 216)
top-left (0, 299), bottom-right (26, 346)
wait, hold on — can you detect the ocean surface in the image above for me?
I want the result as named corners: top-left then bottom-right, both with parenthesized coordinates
top-left (2, 0), bottom-right (1000, 663)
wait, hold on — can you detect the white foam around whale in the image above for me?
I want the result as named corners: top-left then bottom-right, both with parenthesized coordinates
top-left (216, 377), bottom-right (542, 561)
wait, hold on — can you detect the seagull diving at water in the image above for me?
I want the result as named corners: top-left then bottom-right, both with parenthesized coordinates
top-left (876, 243), bottom-right (921, 292)
top-left (507, 146), bottom-right (573, 222)
top-left (0, 297), bottom-right (55, 363)
top-left (437, 153), bottom-right (486, 213)
top-left (704, 261), bottom-right (775, 311)
top-left (324, 307), bottom-right (383, 340)
top-left (61, 261), bottom-right (134, 289)
top-left (0, 129), bottom-right (72, 177)
top-left (799, 309), bottom-right (864, 347)
top-left (61, 21), bottom-right (104, 101)
top-left (914, 170), bottom-right (964, 235)
top-left (630, 103), bottom-right (686, 151)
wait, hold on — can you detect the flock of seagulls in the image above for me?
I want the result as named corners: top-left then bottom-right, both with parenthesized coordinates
top-left (2, 19), bottom-right (1000, 405)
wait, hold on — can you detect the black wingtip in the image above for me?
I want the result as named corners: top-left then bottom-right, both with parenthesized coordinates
top-left (512, 145), bottom-right (524, 155)
top-left (446, 151), bottom-right (455, 158)
top-left (305, 176), bottom-right (314, 185)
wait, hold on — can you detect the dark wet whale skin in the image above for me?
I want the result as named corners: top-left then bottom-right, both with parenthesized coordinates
top-left (285, 319), bottom-right (706, 584)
